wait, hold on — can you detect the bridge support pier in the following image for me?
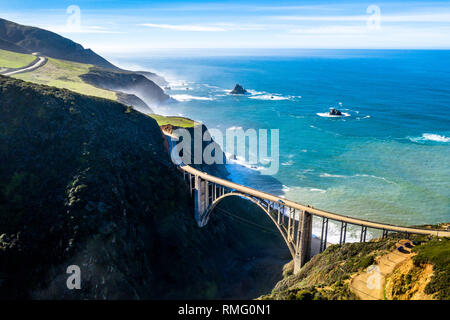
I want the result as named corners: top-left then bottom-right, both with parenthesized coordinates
top-left (294, 210), bottom-right (312, 274)
top-left (194, 176), bottom-right (209, 226)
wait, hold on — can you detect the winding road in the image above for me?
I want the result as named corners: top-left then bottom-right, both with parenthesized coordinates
top-left (2, 55), bottom-right (47, 76)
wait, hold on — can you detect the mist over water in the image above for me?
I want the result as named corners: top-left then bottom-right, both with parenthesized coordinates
top-left (114, 49), bottom-right (450, 241)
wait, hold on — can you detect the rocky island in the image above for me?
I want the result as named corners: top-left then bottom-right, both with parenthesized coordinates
top-left (229, 83), bottom-right (248, 94)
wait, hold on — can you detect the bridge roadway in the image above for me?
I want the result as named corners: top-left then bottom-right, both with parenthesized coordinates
top-left (178, 163), bottom-right (450, 274)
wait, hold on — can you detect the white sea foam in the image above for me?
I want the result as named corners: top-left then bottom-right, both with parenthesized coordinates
top-left (309, 188), bottom-right (326, 193)
top-left (224, 152), bottom-right (265, 172)
top-left (320, 173), bottom-right (347, 178)
top-left (227, 126), bottom-right (243, 131)
top-left (249, 94), bottom-right (290, 101)
top-left (316, 112), bottom-right (350, 118)
top-left (172, 94), bottom-right (214, 102)
top-left (409, 133), bottom-right (450, 143)
top-left (245, 89), bottom-right (301, 101)
top-left (246, 89), bottom-right (265, 95)
top-left (281, 160), bottom-right (294, 166)
top-left (320, 172), bottom-right (397, 185)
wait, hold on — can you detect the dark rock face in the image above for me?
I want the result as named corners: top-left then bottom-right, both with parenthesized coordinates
top-left (0, 18), bottom-right (117, 69)
top-left (80, 67), bottom-right (169, 110)
top-left (0, 77), bottom-right (288, 299)
top-left (329, 108), bottom-right (342, 116)
top-left (0, 38), bottom-right (30, 54)
top-left (116, 92), bottom-right (153, 114)
top-left (136, 71), bottom-right (169, 87)
top-left (230, 84), bottom-right (248, 95)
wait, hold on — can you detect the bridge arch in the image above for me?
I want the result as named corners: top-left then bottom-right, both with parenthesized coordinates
top-left (201, 192), bottom-right (296, 258)
top-left (177, 162), bottom-right (450, 274)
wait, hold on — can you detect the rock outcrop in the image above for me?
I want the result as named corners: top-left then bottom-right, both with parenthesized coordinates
top-left (80, 67), bottom-right (170, 110)
top-left (329, 108), bottom-right (342, 116)
top-left (230, 84), bottom-right (247, 95)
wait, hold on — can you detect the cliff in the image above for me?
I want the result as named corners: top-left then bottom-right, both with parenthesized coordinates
top-left (0, 76), bottom-right (288, 299)
top-left (80, 67), bottom-right (170, 109)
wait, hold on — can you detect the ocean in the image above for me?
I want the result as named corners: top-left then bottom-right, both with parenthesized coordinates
top-left (113, 49), bottom-right (450, 242)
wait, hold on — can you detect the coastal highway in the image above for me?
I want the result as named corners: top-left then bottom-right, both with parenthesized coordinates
top-left (2, 55), bottom-right (47, 76)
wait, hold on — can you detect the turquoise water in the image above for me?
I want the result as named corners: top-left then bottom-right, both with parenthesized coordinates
top-left (115, 50), bottom-right (449, 240)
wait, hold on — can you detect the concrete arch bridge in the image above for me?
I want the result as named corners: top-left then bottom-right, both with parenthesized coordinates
top-left (179, 164), bottom-right (450, 274)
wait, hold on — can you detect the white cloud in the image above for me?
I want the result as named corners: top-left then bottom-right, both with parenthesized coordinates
top-left (46, 25), bottom-right (123, 34)
top-left (289, 26), bottom-right (369, 35)
top-left (139, 23), bottom-right (227, 32)
top-left (272, 13), bottom-right (450, 23)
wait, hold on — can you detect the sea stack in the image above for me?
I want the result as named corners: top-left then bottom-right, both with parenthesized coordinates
top-left (329, 108), bottom-right (342, 116)
top-left (230, 84), bottom-right (248, 94)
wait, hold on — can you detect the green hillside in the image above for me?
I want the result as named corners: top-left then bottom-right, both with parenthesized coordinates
top-left (0, 18), bottom-right (117, 69)
top-left (0, 49), bottom-right (35, 69)
top-left (0, 76), bottom-right (288, 299)
top-left (149, 114), bottom-right (197, 128)
top-left (13, 57), bottom-right (117, 100)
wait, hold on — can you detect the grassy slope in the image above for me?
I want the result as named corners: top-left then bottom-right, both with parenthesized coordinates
top-left (13, 57), bottom-right (117, 100)
top-left (0, 48), bottom-right (195, 128)
top-left (411, 238), bottom-right (450, 299)
top-left (0, 49), bottom-right (35, 69)
top-left (260, 239), bottom-right (397, 300)
top-left (149, 114), bottom-right (197, 128)
top-left (260, 234), bottom-right (450, 300)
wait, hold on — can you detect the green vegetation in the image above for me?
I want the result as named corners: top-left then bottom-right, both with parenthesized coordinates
top-left (260, 238), bottom-right (398, 300)
top-left (0, 49), bottom-right (35, 69)
top-left (412, 238), bottom-right (450, 299)
top-left (13, 57), bottom-right (117, 100)
top-left (149, 114), bottom-right (197, 128)
top-left (262, 232), bottom-right (450, 300)
top-left (0, 77), bottom-right (282, 300)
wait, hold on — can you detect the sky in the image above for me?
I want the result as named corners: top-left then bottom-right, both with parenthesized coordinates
top-left (1, 0), bottom-right (450, 54)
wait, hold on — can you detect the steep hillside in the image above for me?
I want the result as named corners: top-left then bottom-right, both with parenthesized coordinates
top-left (0, 76), bottom-right (288, 299)
top-left (80, 67), bottom-right (169, 108)
top-left (0, 38), bottom-right (30, 54)
top-left (0, 18), bottom-right (117, 69)
top-left (0, 18), bottom-right (170, 114)
top-left (260, 233), bottom-right (449, 300)
top-left (13, 57), bottom-right (117, 100)
top-left (137, 71), bottom-right (169, 87)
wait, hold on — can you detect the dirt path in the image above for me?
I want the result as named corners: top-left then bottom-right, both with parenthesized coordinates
top-left (349, 241), bottom-right (414, 300)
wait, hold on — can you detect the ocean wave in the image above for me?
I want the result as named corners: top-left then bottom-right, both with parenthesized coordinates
top-left (281, 160), bottom-right (294, 166)
top-left (320, 173), bottom-right (347, 178)
top-left (248, 94), bottom-right (290, 101)
top-left (224, 152), bottom-right (265, 172)
top-left (246, 89), bottom-right (301, 101)
top-left (309, 188), bottom-right (326, 193)
top-left (320, 173), bottom-right (397, 185)
top-left (316, 112), bottom-right (350, 118)
top-left (246, 89), bottom-right (265, 95)
top-left (408, 133), bottom-right (450, 143)
top-left (202, 83), bottom-right (220, 89)
top-left (172, 94), bottom-right (214, 102)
